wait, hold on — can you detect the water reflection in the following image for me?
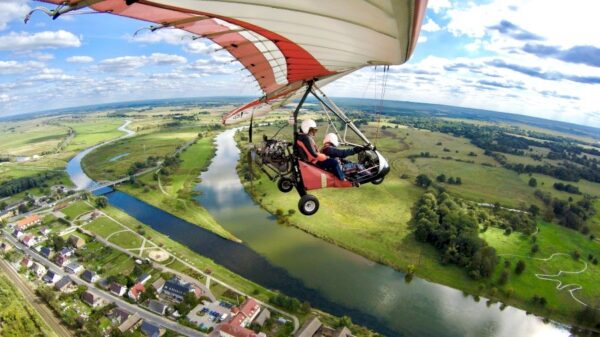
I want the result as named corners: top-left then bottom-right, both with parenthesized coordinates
top-left (197, 129), bottom-right (570, 337)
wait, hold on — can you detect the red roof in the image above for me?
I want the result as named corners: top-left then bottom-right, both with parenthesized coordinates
top-left (220, 323), bottom-right (258, 337)
top-left (129, 283), bottom-right (145, 299)
top-left (239, 298), bottom-right (259, 317)
top-left (16, 214), bottom-right (41, 227)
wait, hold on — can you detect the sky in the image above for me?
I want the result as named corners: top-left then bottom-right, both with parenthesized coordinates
top-left (0, 0), bottom-right (600, 128)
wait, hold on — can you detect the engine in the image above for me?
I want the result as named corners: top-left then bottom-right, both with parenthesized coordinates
top-left (256, 138), bottom-right (292, 174)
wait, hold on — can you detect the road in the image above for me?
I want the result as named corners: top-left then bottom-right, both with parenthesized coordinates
top-left (0, 258), bottom-right (72, 337)
top-left (2, 231), bottom-right (206, 337)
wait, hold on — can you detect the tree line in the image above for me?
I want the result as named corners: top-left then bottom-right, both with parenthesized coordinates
top-left (0, 171), bottom-right (63, 197)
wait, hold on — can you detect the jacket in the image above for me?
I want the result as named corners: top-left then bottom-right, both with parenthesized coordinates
top-left (321, 143), bottom-right (358, 159)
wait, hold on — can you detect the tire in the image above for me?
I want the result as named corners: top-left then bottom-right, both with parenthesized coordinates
top-left (298, 194), bottom-right (319, 216)
top-left (277, 177), bottom-right (294, 193)
top-left (371, 177), bottom-right (384, 185)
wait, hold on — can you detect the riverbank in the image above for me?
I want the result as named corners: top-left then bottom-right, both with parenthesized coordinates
top-left (234, 132), bottom-right (600, 331)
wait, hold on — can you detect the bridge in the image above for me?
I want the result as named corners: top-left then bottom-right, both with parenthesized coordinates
top-left (87, 166), bottom-right (159, 193)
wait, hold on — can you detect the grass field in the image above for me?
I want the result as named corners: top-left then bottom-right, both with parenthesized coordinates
top-left (108, 231), bottom-right (143, 249)
top-left (0, 273), bottom-right (57, 337)
top-left (82, 128), bottom-right (199, 181)
top-left (0, 119), bottom-right (69, 156)
top-left (85, 216), bottom-right (125, 238)
top-left (61, 201), bottom-right (94, 219)
top-left (60, 117), bottom-right (125, 153)
top-left (117, 136), bottom-right (237, 241)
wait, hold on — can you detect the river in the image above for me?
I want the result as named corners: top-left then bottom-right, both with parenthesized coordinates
top-left (67, 125), bottom-right (570, 337)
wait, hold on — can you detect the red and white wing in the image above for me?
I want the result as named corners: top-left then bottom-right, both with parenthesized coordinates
top-left (38, 0), bottom-right (427, 122)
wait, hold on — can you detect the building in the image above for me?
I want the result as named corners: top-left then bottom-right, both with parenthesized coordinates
top-left (14, 214), bottom-right (41, 230)
top-left (12, 229), bottom-right (24, 239)
top-left (162, 276), bottom-right (200, 302)
top-left (64, 262), bottom-right (83, 274)
top-left (39, 246), bottom-right (52, 259)
top-left (59, 247), bottom-right (74, 258)
top-left (137, 273), bottom-right (151, 285)
top-left (82, 291), bottom-right (102, 307)
top-left (43, 270), bottom-right (61, 284)
top-left (81, 270), bottom-right (99, 283)
top-left (0, 208), bottom-right (17, 222)
top-left (54, 276), bottom-right (73, 292)
top-left (109, 307), bottom-right (131, 324)
top-left (293, 317), bottom-right (355, 337)
top-left (68, 235), bottom-right (85, 249)
top-left (30, 262), bottom-right (46, 277)
top-left (218, 323), bottom-right (262, 337)
top-left (140, 321), bottom-right (164, 337)
top-left (229, 298), bottom-right (261, 328)
top-left (254, 309), bottom-right (271, 327)
top-left (54, 254), bottom-right (69, 267)
top-left (118, 313), bottom-right (142, 333)
top-left (152, 278), bottom-right (165, 293)
top-left (0, 242), bottom-right (13, 253)
top-left (147, 300), bottom-right (168, 316)
top-left (20, 256), bottom-right (33, 269)
top-left (128, 282), bottom-right (145, 302)
top-left (21, 235), bottom-right (37, 247)
top-left (110, 283), bottom-right (127, 297)
top-left (39, 227), bottom-right (51, 236)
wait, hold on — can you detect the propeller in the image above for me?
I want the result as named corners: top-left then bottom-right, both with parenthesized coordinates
top-left (247, 111), bottom-right (255, 187)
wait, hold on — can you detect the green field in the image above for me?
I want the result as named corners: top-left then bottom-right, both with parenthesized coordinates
top-left (85, 216), bottom-right (125, 238)
top-left (108, 231), bottom-right (143, 249)
top-left (60, 117), bottom-right (125, 153)
top-left (0, 119), bottom-right (69, 156)
top-left (117, 136), bottom-right (237, 241)
top-left (61, 201), bottom-right (94, 219)
top-left (0, 273), bottom-right (58, 337)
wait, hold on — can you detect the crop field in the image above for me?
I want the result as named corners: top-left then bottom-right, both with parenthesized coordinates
top-left (59, 117), bottom-right (125, 153)
top-left (0, 274), bottom-right (57, 337)
top-left (0, 119), bottom-right (69, 156)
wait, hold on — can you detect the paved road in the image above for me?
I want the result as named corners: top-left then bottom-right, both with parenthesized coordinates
top-left (0, 258), bottom-right (73, 337)
top-left (2, 231), bottom-right (205, 337)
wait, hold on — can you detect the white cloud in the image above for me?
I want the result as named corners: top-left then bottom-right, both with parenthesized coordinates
top-left (148, 53), bottom-right (187, 65)
top-left (428, 0), bottom-right (451, 13)
top-left (0, 93), bottom-right (11, 103)
top-left (418, 36), bottom-right (428, 44)
top-left (0, 30), bottom-right (80, 51)
top-left (0, 60), bottom-right (44, 75)
top-left (31, 52), bottom-right (54, 61)
top-left (421, 18), bottom-right (441, 32)
top-left (0, 0), bottom-right (29, 31)
top-left (66, 55), bottom-right (94, 63)
top-left (97, 53), bottom-right (187, 72)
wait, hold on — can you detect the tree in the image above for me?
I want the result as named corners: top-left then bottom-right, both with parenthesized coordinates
top-left (455, 177), bottom-right (462, 185)
top-left (415, 174), bottom-right (432, 188)
top-left (336, 316), bottom-right (353, 328)
top-left (528, 204), bottom-right (540, 217)
top-left (436, 174), bottom-right (446, 183)
top-left (528, 177), bottom-right (537, 187)
top-left (515, 260), bottom-right (526, 274)
top-left (95, 196), bottom-right (108, 208)
top-left (447, 177), bottom-right (456, 184)
top-left (498, 270), bottom-right (509, 285)
top-left (531, 244), bottom-right (539, 254)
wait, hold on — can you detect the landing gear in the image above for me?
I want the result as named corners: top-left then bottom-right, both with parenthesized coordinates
top-left (298, 194), bottom-right (319, 216)
top-left (277, 177), bottom-right (294, 193)
top-left (371, 177), bottom-right (384, 185)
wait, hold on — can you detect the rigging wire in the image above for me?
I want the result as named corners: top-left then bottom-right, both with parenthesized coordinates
top-left (373, 65), bottom-right (389, 146)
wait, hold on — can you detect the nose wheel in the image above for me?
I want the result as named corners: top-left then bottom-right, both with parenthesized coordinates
top-left (277, 177), bottom-right (294, 193)
top-left (298, 194), bottom-right (319, 216)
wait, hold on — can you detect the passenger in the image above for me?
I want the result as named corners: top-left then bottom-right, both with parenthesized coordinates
top-left (295, 119), bottom-right (346, 180)
top-left (321, 133), bottom-right (366, 177)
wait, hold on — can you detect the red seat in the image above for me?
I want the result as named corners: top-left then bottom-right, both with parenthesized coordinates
top-left (298, 161), bottom-right (353, 190)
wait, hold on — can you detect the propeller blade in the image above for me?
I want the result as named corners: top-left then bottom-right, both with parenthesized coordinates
top-left (248, 111), bottom-right (254, 143)
top-left (247, 149), bottom-right (254, 186)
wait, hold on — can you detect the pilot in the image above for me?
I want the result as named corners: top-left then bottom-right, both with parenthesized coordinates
top-left (295, 119), bottom-right (346, 180)
top-left (321, 133), bottom-right (366, 177)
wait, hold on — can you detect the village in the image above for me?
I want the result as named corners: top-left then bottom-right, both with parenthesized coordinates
top-left (0, 191), bottom-right (350, 337)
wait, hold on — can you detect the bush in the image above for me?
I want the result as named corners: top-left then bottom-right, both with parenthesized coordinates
top-left (515, 260), bottom-right (526, 274)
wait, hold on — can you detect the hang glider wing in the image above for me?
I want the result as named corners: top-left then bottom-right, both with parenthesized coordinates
top-left (36, 0), bottom-right (427, 122)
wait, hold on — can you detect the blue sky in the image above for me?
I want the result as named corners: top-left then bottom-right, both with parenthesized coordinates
top-left (1, 0), bottom-right (599, 127)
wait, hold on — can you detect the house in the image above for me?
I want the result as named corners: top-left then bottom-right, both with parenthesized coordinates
top-left (110, 283), bottom-right (127, 297)
top-left (0, 242), bottom-right (13, 253)
top-left (39, 227), bottom-right (51, 236)
top-left (152, 278), bottom-right (165, 293)
top-left (43, 270), bottom-right (61, 284)
top-left (15, 214), bottom-right (41, 230)
top-left (39, 246), bottom-right (52, 259)
top-left (30, 262), bottom-right (46, 277)
top-left (128, 282), bottom-right (145, 302)
top-left (294, 317), bottom-right (322, 337)
top-left (118, 313), bottom-right (142, 333)
top-left (81, 270), bottom-right (99, 283)
top-left (140, 321), bottom-right (164, 337)
top-left (218, 323), bottom-right (261, 337)
top-left (54, 254), bottom-right (69, 267)
top-left (147, 300), bottom-right (168, 316)
top-left (137, 273), bottom-right (151, 285)
top-left (64, 262), bottom-right (83, 274)
top-left (68, 235), bottom-right (85, 249)
top-left (20, 256), bottom-right (33, 269)
top-left (109, 307), bottom-right (131, 324)
top-left (254, 309), bottom-right (271, 327)
top-left (21, 235), bottom-right (37, 247)
top-left (82, 291), bottom-right (102, 307)
top-left (229, 298), bottom-right (261, 328)
top-left (0, 208), bottom-right (17, 222)
top-left (54, 276), bottom-right (73, 292)
top-left (162, 276), bottom-right (200, 302)
top-left (59, 247), bottom-right (74, 258)
top-left (12, 229), bottom-right (24, 239)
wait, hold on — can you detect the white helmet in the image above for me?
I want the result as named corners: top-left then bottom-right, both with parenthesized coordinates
top-left (323, 133), bottom-right (340, 147)
top-left (300, 119), bottom-right (317, 134)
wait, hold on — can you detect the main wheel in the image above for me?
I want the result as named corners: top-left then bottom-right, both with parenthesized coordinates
top-left (371, 177), bottom-right (384, 185)
top-left (298, 194), bottom-right (319, 216)
top-left (277, 177), bottom-right (294, 193)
